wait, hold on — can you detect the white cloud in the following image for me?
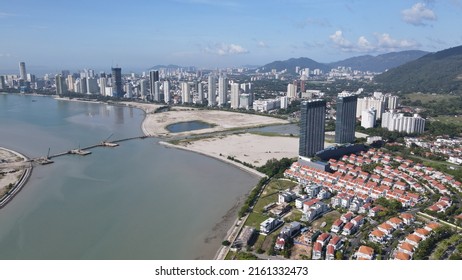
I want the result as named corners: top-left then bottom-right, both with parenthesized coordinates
top-left (329, 30), bottom-right (420, 53)
top-left (0, 53), bottom-right (12, 57)
top-left (329, 30), bottom-right (353, 51)
top-left (375, 33), bottom-right (418, 49)
top-left (402, 3), bottom-right (437, 26)
top-left (257, 41), bottom-right (268, 48)
top-left (205, 43), bottom-right (249, 55)
top-left (357, 36), bottom-right (374, 51)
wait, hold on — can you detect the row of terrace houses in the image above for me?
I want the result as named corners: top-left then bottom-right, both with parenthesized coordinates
top-left (285, 162), bottom-right (419, 208)
top-left (312, 233), bottom-right (344, 260)
top-left (369, 216), bottom-right (407, 244)
top-left (393, 221), bottom-right (440, 260)
top-left (427, 196), bottom-right (452, 213)
top-left (330, 212), bottom-right (365, 236)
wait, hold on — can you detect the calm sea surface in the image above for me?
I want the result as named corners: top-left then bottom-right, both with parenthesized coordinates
top-left (0, 93), bottom-right (258, 259)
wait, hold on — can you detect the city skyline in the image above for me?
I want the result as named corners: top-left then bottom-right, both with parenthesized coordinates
top-left (1, 0), bottom-right (462, 74)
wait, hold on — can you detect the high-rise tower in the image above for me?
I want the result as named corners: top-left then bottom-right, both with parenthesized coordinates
top-left (149, 70), bottom-right (160, 101)
top-left (335, 94), bottom-right (357, 144)
top-left (19, 62), bottom-right (27, 80)
top-left (111, 67), bottom-right (123, 98)
top-left (218, 76), bottom-right (227, 107)
top-left (231, 83), bottom-right (240, 109)
top-left (299, 99), bottom-right (326, 157)
top-left (208, 75), bottom-right (216, 106)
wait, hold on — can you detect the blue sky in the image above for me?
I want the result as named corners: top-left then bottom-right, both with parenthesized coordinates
top-left (1, 0), bottom-right (461, 74)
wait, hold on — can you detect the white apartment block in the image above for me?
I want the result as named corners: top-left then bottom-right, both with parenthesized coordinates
top-left (381, 111), bottom-right (425, 134)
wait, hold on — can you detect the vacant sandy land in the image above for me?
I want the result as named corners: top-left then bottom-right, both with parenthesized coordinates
top-left (118, 102), bottom-right (166, 114)
top-left (143, 109), bottom-right (289, 137)
top-left (178, 133), bottom-right (299, 167)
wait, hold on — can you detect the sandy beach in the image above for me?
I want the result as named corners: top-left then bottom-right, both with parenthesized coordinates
top-left (174, 133), bottom-right (299, 167)
top-left (132, 104), bottom-right (289, 137)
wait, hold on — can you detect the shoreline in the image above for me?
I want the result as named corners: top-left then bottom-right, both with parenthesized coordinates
top-left (0, 147), bottom-right (33, 209)
top-left (3, 94), bottom-right (267, 259)
top-left (159, 141), bottom-right (266, 178)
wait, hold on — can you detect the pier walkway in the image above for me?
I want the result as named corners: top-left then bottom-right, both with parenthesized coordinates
top-left (29, 135), bottom-right (149, 164)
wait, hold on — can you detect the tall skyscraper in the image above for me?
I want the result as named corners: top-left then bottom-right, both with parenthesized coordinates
top-left (55, 74), bottom-right (67, 95)
top-left (218, 76), bottom-right (227, 107)
top-left (163, 80), bottom-right (170, 103)
top-left (111, 67), bottom-right (123, 98)
top-left (208, 75), bottom-right (216, 106)
top-left (19, 62), bottom-right (27, 80)
top-left (230, 83), bottom-right (240, 109)
top-left (287, 83), bottom-right (297, 99)
top-left (153, 81), bottom-right (161, 102)
top-left (356, 97), bottom-right (385, 119)
top-left (299, 99), bottom-right (326, 157)
top-left (361, 108), bottom-right (376, 129)
top-left (335, 94), bottom-right (357, 144)
top-left (0, 76), bottom-right (5, 90)
top-left (86, 77), bottom-right (99, 94)
top-left (140, 79), bottom-right (148, 98)
top-left (387, 95), bottom-right (399, 110)
top-left (99, 77), bottom-right (107, 95)
top-left (196, 82), bottom-right (204, 104)
top-left (149, 70), bottom-right (159, 101)
top-left (67, 75), bottom-right (75, 92)
top-left (79, 77), bottom-right (87, 94)
top-left (181, 82), bottom-right (191, 104)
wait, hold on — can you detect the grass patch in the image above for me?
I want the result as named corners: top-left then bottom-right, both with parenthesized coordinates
top-left (253, 234), bottom-right (267, 252)
top-left (245, 212), bottom-right (269, 228)
top-left (225, 251), bottom-right (237, 260)
top-left (434, 116), bottom-right (462, 127)
top-left (311, 211), bottom-right (341, 232)
top-left (249, 131), bottom-right (296, 137)
top-left (406, 93), bottom-right (455, 104)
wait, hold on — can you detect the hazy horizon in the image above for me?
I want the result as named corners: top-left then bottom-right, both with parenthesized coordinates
top-left (1, 0), bottom-right (461, 74)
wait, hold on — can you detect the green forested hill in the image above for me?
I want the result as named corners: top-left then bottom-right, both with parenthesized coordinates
top-left (374, 45), bottom-right (462, 94)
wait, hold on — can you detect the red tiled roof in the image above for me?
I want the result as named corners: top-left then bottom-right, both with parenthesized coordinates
top-left (426, 222), bottom-right (440, 230)
top-left (415, 228), bottom-right (430, 237)
top-left (399, 213), bottom-right (414, 220)
top-left (388, 217), bottom-right (403, 225)
top-left (313, 242), bottom-right (322, 252)
top-left (406, 234), bottom-right (422, 243)
top-left (399, 242), bottom-right (415, 252)
top-left (358, 245), bottom-right (374, 256)
top-left (370, 229), bottom-right (385, 237)
top-left (395, 252), bottom-right (411, 260)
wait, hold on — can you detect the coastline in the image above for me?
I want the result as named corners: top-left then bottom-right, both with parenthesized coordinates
top-left (3, 94), bottom-right (267, 259)
top-left (0, 147), bottom-right (32, 209)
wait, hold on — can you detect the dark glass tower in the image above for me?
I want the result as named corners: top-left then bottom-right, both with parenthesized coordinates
top-left (149, 70), bottom-right (160, 101)
top-left (335, 95), bottom-right (357, 144)
top-left (111, 67), bottom-right (123, 98)
top-left (299, 99), bottom-right (326, 157)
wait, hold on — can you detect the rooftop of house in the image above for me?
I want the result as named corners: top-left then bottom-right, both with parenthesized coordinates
top-left (399, 242), bottom-right (415, 252)
top-left (395, 251), bottom-right (411, 260)
top-left (357, 245), bottom-right (374, 256)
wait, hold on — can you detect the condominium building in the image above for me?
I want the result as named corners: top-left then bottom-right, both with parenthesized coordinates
top-left (299, 99), bottom-right (326, 157)
top-left (335, 94), bottom-right (357, 144)
top-left (381, 111), bottom-right (425, 134)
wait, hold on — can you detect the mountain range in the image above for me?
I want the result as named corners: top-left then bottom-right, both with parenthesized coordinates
top-left (257, 50), bottom-right (429, 74)
top-left (374, 45), bottom-right (462, 94)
